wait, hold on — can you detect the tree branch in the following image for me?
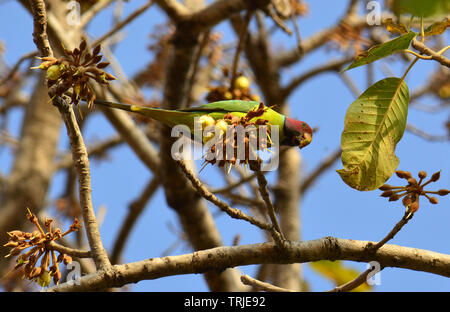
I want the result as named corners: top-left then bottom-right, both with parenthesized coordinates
top-left (29, 0), bottom-right (110, 270)
top-left (411, 39), bottom-right (450, 68)
top-left (47, 237), bottom-right (450, 291)
top-left (240, 274), bottom-right (294, 292)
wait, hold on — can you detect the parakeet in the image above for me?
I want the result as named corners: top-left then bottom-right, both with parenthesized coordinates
top-left (94, 99), bottom-right (312, 149)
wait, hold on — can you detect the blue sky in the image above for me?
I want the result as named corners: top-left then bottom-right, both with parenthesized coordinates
top-left (0, 0), bottom-right (449, 291)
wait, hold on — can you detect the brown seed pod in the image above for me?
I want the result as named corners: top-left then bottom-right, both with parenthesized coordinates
top-left (437, 189), bottom-right (450, 196)
top-left (379, 184), bottom-right (393, 191)
top-left (380, 190), bottom-right (394, 197)
top-left (430, 171), bottom-right (441, 182)
top-left (396, 170), bottom-right (412, 179)
top-left (389, 194), bottom-right (400, 201)
top-left (429, 197), bottom-right (439, 204)
top-left (418, 171), bottom-right (427, 179)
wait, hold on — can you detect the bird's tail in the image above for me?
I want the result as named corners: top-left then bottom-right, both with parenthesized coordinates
top-left (93, 99), bottom-right (188, 127)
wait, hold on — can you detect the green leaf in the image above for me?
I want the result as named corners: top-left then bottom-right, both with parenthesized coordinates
top-left (337, 78), bottom-right (409, 191)
top-left (310, 261), bottom-right (372, 292)
top-left (342, 32), bottom-right (416, 72)
top-left (392, 0), bottom-right (450, 17)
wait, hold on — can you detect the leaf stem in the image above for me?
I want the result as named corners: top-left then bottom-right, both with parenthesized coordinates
top-left (436, 45), bottom-right (450, 56)
top-left (400, 56), bottom-right (419, 82)
top-left (404, 50), bottom-right (432, 60)
top-left (420, 16), bottom-right (425, 43)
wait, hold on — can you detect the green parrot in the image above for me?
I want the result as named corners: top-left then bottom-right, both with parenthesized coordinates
top-left (93, 99), bottom-right (313, 149)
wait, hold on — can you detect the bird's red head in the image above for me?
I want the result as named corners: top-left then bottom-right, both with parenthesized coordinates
top-left (284, 117), bottom-right (313, 149)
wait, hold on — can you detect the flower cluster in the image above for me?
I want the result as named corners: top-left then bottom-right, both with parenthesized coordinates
top-left (4, 208), bottom-right (82, 287)
top-left (200, 103), bottom-right (271, 172)
top-left (379, 170), bottom-right (449, 214)
top-left (32, 40), bottom-right (116, 107)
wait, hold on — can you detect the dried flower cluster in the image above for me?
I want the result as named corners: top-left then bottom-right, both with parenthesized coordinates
top-left (379, 170), bottom-right (449, 214)
top-left (327, 21), bottom-right (371, 56)
top-left (206, 71), bottom-right (261, 103)
top-left (200, 103), bottom-right (271, 172)
top-left (134, 23), bottom-right (174, 89)
top-left (271, 0), bottom-right (308, 19)
top-left (32, 40), bottom-right (116, 107)
top-left (3, 208), bottom-right (82, 287)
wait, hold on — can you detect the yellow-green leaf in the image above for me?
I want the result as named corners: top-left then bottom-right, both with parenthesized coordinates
top-left (310, 261), bottom-right (372, 292)
top-left (342, 32), bottom-right (416, 72)
top-left (337, 78), bottom-right (409, 191)
top-left (424, 18), bottom-right (450, 36)
top-left (383, 18), bottom-right (408, 35)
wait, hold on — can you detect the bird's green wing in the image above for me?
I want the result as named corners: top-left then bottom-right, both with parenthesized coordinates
top-left (179, 100), bottom-right (260, 113)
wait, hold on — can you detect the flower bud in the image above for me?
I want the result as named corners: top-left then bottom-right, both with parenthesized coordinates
top-left (379, 184), bottom-right (393, 191)
top-left (428, 197), bottom-right (438, 204)
top-left (37, 270), bottom-right (51, 287)
top-left (30, 267), bottom-right (42, 279)
top-left (418, 171), bottom-right (427, 179)
top-left (53, 271), bottom-right (62, 285)
top-left (389, 194), bottom-right (400, 201)
top-left (437, 189), bottom-right (450, 196)
top-left (199, 115), bottom-right (215, 129)
top-left (3, 241), bottom-right (19, 248)
top-left (46, 64), bottom-right (63, 81)
top-left (396, 170), bottom-right (412, 179)
top-left (380, 190), bottom-right (394, 197)
top-left (430, 171), bottom-right (441, 182)
top-left (224, 91), bottom-right (233, 100)
top-left (407, 178), bottom-right (418, 186)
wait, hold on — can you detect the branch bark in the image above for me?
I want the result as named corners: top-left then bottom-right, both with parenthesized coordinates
top-left (47, 237), bottom-right (450, 291)
top-left (28, 0), bottom-right (110, 270)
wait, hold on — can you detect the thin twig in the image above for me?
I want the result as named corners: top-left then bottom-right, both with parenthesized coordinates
top-left (48, 241), bottom-right (92, 259)
top-left (111, 177), bottom-right (160, 264)
top-left (281, 57), bottom-right (353, 100)
top-left (92, 0), bottom-right (154, 47)
top-left (411, 39), bottom-right (450, 68)
top-left (176, 159), bottom-right (280, 238)
top-left (211, 173), bottom-right (257, 194)
top-left (266, 3), bottom-right (292, 35)
top-left (0, 51), bottom-right (38, 87)
top-left (229, 10), bottom-right (252, 92)
top-left (327, 267), bottom-right (376, 292)
top-left (240, 274), bottom-right (294, 292)
top-left (406, 123), bottom-right (449, 142)
top-left (291, 12), bottom-right (302, 51)
top-left (250, 161), bottom-right (285, 242)
top-left (185, 29), bottom-right (211, 108)
top-left (300, 148), bottom-right (341, 194)
top-left (54, 96), bottom-right (112, 269)
top-left (366, 211), bottom-right (413, 253)
top-left (79, 0), bottom-right (116, 29)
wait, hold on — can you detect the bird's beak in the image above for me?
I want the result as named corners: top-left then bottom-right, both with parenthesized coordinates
top-left (298, 132), bottom-right (312, 149)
